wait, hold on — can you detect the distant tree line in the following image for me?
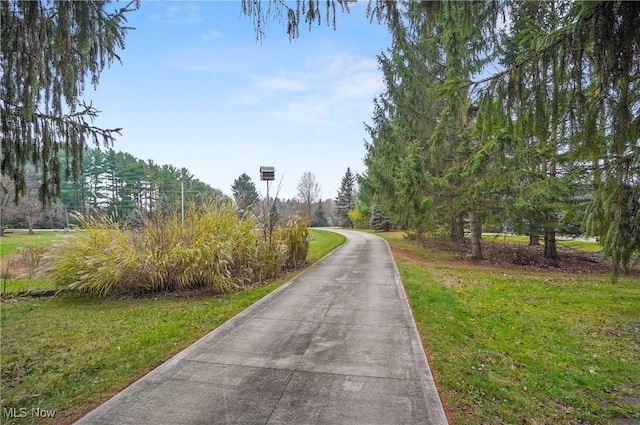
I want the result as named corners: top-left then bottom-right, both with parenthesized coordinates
top-left (1, 148), bottom-right (224, 232)
top-left (61, 149), bottom-right (224, 218)
top-left (231, 171), bottom-right (334, 229)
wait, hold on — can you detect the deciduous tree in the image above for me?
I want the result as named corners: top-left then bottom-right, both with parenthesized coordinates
top-left (296, 171), bottom-right (321, 219)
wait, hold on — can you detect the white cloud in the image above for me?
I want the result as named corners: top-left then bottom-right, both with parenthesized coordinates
top-left (268, 98), bottom-right (333, 125)
top-left (237, 52), bottom-right (382, 125)
top-left (333, 71), bottom-right (382, 102)
top-left (202, 28), bottom-right (224, 41)
top-left (254, 76), bottom-right (308, 92)
top-left (149, 3), bottom-right (202, 25)
top-left (323, 53), bottom-right (379, 75)
top-left (163, 55), bottom-right (234, 73)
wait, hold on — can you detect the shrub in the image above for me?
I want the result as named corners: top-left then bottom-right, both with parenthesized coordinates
top-left (347, 209), bottom-right (369, 229)
top-left (369, 204), bottom-right (392, 231)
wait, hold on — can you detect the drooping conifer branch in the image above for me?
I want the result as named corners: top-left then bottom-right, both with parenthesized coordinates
top-left (1, 0), bottom-right (139, 205)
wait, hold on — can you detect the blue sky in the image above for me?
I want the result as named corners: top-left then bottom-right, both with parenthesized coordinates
top-left (89, 1), bottom-right (391, 200)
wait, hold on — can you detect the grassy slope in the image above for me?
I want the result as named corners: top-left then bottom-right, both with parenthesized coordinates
top-left (374, 230), bottom-right (639, 424)
top-left (0, 229), bottom-right (345, 424)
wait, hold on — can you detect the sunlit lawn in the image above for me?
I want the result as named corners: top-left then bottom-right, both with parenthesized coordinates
top-left (374, 230), bottom-right (639, 424)
top-left (1, 231), bottom-right (70, 293)
top-left (484, 233), bottom-right (603, 253)
top-left (0, 228), bottom-right (345, 424)
top-left (0, 230), bottom-right (68, 256)
top-left (4, 228), bottom-right (636, 424)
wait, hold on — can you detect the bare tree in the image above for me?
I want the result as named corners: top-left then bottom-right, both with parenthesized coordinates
top-left (296, 172), bottom-right (321, 220)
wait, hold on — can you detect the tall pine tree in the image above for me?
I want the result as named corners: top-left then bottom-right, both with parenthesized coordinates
top-left (334, 167), bottom-right (356, 228)
top-left (475, 1), bottom-right (640, 272)
top-left (360, 1), bottom-right (638, 271)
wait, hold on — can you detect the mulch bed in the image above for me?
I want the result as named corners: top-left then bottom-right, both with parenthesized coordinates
top-left (411, 237), bottom-right (639, 276)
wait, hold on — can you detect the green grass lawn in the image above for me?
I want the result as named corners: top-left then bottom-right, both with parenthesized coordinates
top-left (375, 230), bottom-right (640, 424)
top-left (4, 228), bottom-right (636, 424)
top-left (0, 277), bottom-right (56, 293)
top-left (0, 228), bottom-right (345, 424)
top-left (0, 230), bottom-right (68, 256)
top-left (484, 233), bottom-right (603, 253)
top-left (1, 231), bottom-right (70, 293)
top-left (307, 228), bottom-right (346, 262)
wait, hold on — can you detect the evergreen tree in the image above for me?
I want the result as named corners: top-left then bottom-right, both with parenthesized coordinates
top-left (476, 1), bottom-right (640, 271)
top-left (268, 202), bottom-right (280, 233)
top-left (310, 201), bottom-right (328, 227)
top-left (369, 204), bottom-right (391, 231)
top-left (360, 1), bottom-right (495, 259)
top-left (241, 0), bottom-right (354, 41)
top-left (360, 4), bottom-right (442, 232)
top-left (334, 167), bottom-right (356, 228)
top-left (1, 0), bottom-right (139, 205)
top-left (56, 148), bottom-right (223, 219)
top-left (231, 173), bottom-right (259, 215)
top-left (359, 1), bottom-right (638, 271)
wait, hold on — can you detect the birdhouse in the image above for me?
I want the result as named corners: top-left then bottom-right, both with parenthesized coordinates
top-left (260, 166), bottom-right (275, 181)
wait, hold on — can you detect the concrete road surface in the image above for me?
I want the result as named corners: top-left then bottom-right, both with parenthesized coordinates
top-left (76, 229), bottom-right (447, 425)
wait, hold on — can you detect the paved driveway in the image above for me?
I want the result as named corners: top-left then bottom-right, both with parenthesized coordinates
top-left (76, 229), bottom-right (447, 425)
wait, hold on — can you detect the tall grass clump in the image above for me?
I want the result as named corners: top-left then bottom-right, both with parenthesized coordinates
top-left (42, 216), bottom-right (138, 297)
top-left (40, 202), bottom-right (309, 297)
top-left (276, 217), bottom-right (309, 269)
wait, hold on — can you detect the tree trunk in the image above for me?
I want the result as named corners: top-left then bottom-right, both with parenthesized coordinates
top-left (450, 213), bottom-right (465, 245)
top-left (544, 227), bottom-right (558, 259)
top-left (529, 226), bottom-right (541, 246)
top-left (469, 210), bottom-right (484, 260)
top-left (544, 213), bottom-right (558, 260)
